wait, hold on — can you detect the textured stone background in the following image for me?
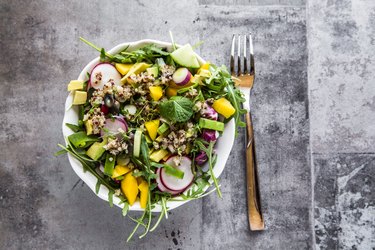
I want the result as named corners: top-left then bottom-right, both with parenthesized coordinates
top-left (0, 0), bottom-right (374, 249)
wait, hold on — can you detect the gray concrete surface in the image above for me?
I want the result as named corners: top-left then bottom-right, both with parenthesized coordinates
top-left (0, 0), bottom-right (373, 249)
top-left (308, 0), bottom-right (375, 249)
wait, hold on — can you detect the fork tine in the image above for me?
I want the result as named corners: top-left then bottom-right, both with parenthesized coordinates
top-left (237, 34), bottom-right (241, 76)
top-left (249, 34), bottom-right (255, 75)
top-left (243, 35), bottom-right (248, 74)
top-left (230, 34), bottom-right (235, 75)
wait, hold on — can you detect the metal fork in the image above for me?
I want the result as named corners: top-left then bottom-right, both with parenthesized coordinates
top-left (230, 34), bottom-right (264, 231)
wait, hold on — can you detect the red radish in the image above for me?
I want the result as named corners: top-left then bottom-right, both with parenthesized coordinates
top-left (90, 63), bottom-right (122, 90)
top-left (202, 129), bottom-right (218, 142)
top-left (101, 105), bottom-right (109, 115)
top-left (195, 151), bottom-right (208, 165)
top-left (160, 156), bottom-right (194, 191)
top-left (100, 116), bottom-right (128, 136)
top-left (156, 168), bottom-right (181, 195)
top-left (201, 104), bottom-right (218, 120)
top-left (172, 68), bottom-right (192, 86)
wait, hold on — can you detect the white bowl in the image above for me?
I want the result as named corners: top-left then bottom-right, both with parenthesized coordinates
top-left (62, 39), bottom-right (235, 212)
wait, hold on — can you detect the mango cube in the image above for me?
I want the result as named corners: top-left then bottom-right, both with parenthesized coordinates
top-left (145, 120), bottom-right (160, 140)
top-left (212, 97), bottom-right (236, 118)
top-left (121, 172), bottom-right (139, 206)
top-left (166, 87), bottom-right (178, 97)
top-left (115, 63), bottom-right (133, 75)
top-left (149, 86), bottom-right (163, 101)
top-left (121, 63), bottom-right (151, 84)
top-left (112, 165), bottom-right (131, 178)
top-left (138, 179), bottom-right (149, 209)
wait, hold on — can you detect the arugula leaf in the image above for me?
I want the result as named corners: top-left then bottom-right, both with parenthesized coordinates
top-left (159, 96), bottom-right (194, 123)
top-left (202, 64), bottom-right (246, 134)
top-left (193, 139), bottom-right (222, 198)
top-left (95, 179), bottom-right (101, 194)
top-left (56, 143), bottom-right (118, 192)
top-left (108, 190), bottom-right (114, 207)
top-left (122, 202), bottom-right (129, 216)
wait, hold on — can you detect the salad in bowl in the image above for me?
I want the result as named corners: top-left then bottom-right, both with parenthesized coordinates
top-left (57, 37), bottom-right (245, 240)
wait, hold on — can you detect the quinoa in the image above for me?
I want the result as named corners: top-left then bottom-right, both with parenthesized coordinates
top-left (103, 137), bottom-right (129, 155)
top-left (156, 123), bottom-right (196, 156)
top-left (103, 81), bottom-right (115, 95)
top-left (129, 72), bottom-right (155, 86)
top-left (83, 107), bottom-right (105, 134)
top-left (114, 85), bottom-right (133, 102)
top-left (160, 64), bottom-right (175, 84)
top-left (89, 90), bottom-right (104, 106)
top-left (193, 101), bottom-right (203, 112)
top-left (185, 88), bottom-right (198, 98)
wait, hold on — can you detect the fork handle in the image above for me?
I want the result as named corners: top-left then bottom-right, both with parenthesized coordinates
top-left (245, 112), bottom-right (265, 231)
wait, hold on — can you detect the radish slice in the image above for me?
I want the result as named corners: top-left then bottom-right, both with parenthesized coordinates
top-left (90, 63), bottom-right (122, 90)
top-left (172, 68), bottom-right (192, 86)
top-left (100, 116), bottom-right (128, 136)
top-left (156, 168), bottom-right (180, 195)
top-left (160, 156), bottom-right (194, 191)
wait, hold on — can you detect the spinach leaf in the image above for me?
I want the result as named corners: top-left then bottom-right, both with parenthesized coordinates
top-left (68, 131), bottom-right (99, 148)
top-left (159, 96), bottom-right (194, 123)
top-left (65, 123), bottom-right (82, 132)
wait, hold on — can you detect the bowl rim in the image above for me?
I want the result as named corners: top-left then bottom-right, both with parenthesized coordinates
top-left (62, 39), bottom-right (235, 212)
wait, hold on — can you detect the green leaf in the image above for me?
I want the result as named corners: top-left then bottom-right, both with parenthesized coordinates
top-left (80, 37), bottom-right (114, 60)
top-left (104, 154), bottom-right (116, 176)
top-left (68, 131), bottom-right (99, 148)
top-left (95, 179), bottom-right (101, 194)
top-left (100, 48), bottom-right (107, 62)
top-left (122, 202), bottom-right (129, 216)
top-left (56, 144), bottom-right (118, 192)
top-left (65, 123), bottom-right (82, 133)
top-left (159, 96), bottom-right (194, 123)
top-left (54, 149), bottom-right (67, 156)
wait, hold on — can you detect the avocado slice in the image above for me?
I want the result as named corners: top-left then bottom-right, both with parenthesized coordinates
top-left (149, 149), bottom-right (169, 162)
top-left (86, 138), bottom-right (107, 161)
top-left (84, 120), bottom-right (93, 135)
top-left (73, 91), bottom-right (87, 105)
top-left (68, 80), bottom-right (84, 91)
top-left (157, 123), bottom-right (169, 135)
top-left (147, 66), bottom-right (159, 77)
top-left (199, 118), bottom-right (224, 131)
top-left (121, 62), bottom-right (151, 84)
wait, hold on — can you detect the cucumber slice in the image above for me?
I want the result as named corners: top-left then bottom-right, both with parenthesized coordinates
top-left (171, 44), bottom-right (200, 68)
top-left (133, 129), bottom-right (142, 157)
